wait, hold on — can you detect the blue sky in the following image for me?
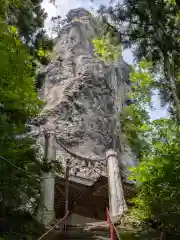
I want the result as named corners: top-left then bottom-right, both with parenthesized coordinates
top-left (42, 0), bottom-right (168, 120)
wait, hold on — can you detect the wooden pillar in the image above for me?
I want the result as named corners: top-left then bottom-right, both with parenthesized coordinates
top-left (106, 149), bottom-right (127, 222)
top-left (37, 133), bottom-right (56, 227)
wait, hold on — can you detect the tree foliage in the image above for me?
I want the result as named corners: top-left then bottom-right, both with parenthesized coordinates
top-left (92, 17), bottom-right (122, 64)
top-left (0, 20), bottom-right (42, 207)
top-left (98, 0), bottom-right (180, 120)
top-left (92, 36), bottom-right (122, 64)
top-left (121, 60), bottom-right (153, 158)
top-left (120, 59), bottom-right (180, 236)
top-left (0, 1), bottom-right (56, 238)
top-left (96, 2), bottom-right (180, 234)
top-left (130, 119), bottom-right (180, 233)
top-left (1, 0), bottom-right (54, 87)
top-left (5, 0), bottom-right (53, 61)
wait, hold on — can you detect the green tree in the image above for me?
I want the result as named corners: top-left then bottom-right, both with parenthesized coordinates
top-left (96, 1), bottom-right (180, 238)
top-left (130, 119), bottom-right (180, 237)
top-left (121, 60), bottom-right (152, 159)
top-left (2, 0), bottom-right (54, 77)
top-left (98, 0), bottom-right (180, 121)
top-left (92, 17), bottom-right (122, 64)
top-left (92, 36), bottom-right (121, 64)
top-left (0, 1), bottom-right (62, 238)
top-left (0, 18), bottom-right (52, 240)
top-left (121, 60), bottom-right (180, 238)
top-left (0, 21), bottom-right (42, 206)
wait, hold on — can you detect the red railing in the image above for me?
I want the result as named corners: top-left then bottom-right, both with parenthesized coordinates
top-left (38, 211), bottom-right (70, 240)
top-left (106, 208), bottom-right (120, 240)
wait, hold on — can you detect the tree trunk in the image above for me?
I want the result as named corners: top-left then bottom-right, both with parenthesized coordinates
top-left (164, 53), bottom-right (180, 121)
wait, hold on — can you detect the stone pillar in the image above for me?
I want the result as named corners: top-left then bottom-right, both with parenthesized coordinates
top-left (41, 171), bottom-right (55, 226)
top-left (65, 160), bottom-right (70, 214)
top-left (37, 133), bottom-right (56, 227)
top-left (106, 149), bottom-right (127, 222)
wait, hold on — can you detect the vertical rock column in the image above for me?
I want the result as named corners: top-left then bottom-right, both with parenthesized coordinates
top-left (106, 149), bottom-right (127, 222)
top-left (37, 133), bottom-right (56, 227)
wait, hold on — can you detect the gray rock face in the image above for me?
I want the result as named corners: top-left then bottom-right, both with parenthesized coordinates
top-left (66, 8), bottom-right (90, 21)
top-left (36, 8), bottom-right (136, 182)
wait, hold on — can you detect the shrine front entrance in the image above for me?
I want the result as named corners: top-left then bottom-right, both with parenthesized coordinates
top-left (54, 175), bottom-right (135, 224)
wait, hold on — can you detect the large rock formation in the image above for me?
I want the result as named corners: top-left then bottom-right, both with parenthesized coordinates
top-left (35, 8), bottom-right (137, 183)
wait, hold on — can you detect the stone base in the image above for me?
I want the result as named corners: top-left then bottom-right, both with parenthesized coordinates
top-left (43, 210), bottom-right (55, 227)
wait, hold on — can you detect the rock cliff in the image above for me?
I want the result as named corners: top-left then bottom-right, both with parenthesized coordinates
top-left (35, 8), bottom-right (137, 182)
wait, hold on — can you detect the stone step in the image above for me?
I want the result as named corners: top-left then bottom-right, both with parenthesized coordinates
top-left (67, 222), bottom-right (109, 231)
top-left (55, 229), bottom-right (110, 239)
top-left (56, 234), bottom-right (110, 240)
top-left (58, 230), bottom-right (110, 236)
top-left (59, 237), bottom-right (110, 240)
top-left (50, 222), bottom-right (111, 240)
